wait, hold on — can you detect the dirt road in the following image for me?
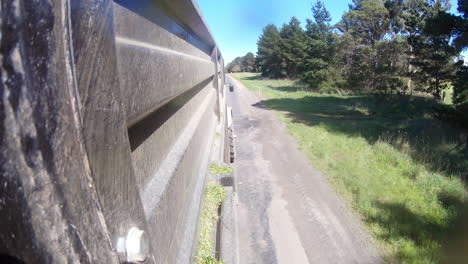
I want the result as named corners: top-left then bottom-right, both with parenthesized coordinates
top-left (227, 75), bottom-right (380, 264)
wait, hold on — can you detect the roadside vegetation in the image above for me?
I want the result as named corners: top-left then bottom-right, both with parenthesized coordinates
top-left (252, 0), bottom-right (468, 130)
top-left (226, 52), bottom-right (257, 73)
top-left (195, 181), bottom-right (226, 264)
top-left (227, 0), bottom-right (468, 262)
top-left (232, 72), bottom-right (468, 263)
top-left (209, 164), bottom-right (234, 174)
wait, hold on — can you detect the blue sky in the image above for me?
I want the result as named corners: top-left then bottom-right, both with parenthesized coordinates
top-left (197, 0), bottom-right (462, 63)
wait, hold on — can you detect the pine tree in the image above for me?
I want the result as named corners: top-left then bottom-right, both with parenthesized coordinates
top-left (301, 1), bottom-right (337, 90)
top-left (257, 24), bottom-right (284, 77)
top-left (427, 0), bottom-right (468, 103)
top-left (406, 0), bottom-right (458, 100)
top-left (439, 0), bottom-right (468, 127)
top-left (453, 0), bottom-right (468, 110)
top-left (278, 17), bottom-right (308, 78)
top-left (339, 0), bottom-right (390, 46)
top-left (337, 0), bottom-right (391, 91)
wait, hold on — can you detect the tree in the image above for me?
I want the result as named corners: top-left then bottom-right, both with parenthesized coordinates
top-left (406, 0), bottom-right (458, 100)
top-left (452, 0), bottom-right (468, 49)
top-left (242, 52), bottom-right (256, 72)
top-left (226, 56), bottom-right (242, 72)
top-left (310, 0), bottom-right (332, 36)
top-left (226, 52), bottom-right (257, 73)
top-left (338, 0), bottom-right (390, 45)
top-left (385, 0), bottom-right (406, 35)
top-left (278, 17), bottom-right (308, 78)
top-left (454, 65), bottom-right (468, 107)
top-left (436, 0), bottom-right (468, 127)
top-left (409, 35), bottom-right (458, 99)
top-left (253, 0), bottom-right (464, 102)
top-left (301, 1), bottom-right (338, 90)
top-left (337, 0), bottom-right (392, 91)
top-left (373, 37), bottom-right (408, 94)
top-left (426, 0), bottom-right (468, 102)
top-left (452, 0), bottom-right (468, 110)
top-left (257, 24), bottom-right (284, 77)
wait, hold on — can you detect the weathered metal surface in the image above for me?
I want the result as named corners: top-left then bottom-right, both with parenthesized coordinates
top-left (70, 0), bottom-right (151, 262)
top-left (0, 0), bottom-right (119, 262)
top-left (0, 0), bottom-right (226, 263)
top-left (113, 0), bottom-right (216, 127)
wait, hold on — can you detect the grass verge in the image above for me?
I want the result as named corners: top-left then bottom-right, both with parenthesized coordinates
top-left (195, 181), bottom-right (226, 264)
top-left (209, 164), bottom-right (234, 174)
top-left (231, 72), bottom-right (468, 263)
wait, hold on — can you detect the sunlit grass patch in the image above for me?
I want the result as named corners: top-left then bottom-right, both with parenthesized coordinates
top-left (209, 163), bottom-right (234, 174)
top-left (195, 181), bottom-right (226, 264)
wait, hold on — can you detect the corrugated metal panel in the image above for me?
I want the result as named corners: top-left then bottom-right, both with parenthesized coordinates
top-left (0, 0), bottom-right (226, 263)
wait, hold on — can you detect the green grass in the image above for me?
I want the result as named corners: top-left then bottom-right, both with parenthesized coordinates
top-left (231, 72), bottom-right (468, 263)
top-left (209, 163), bottom-right (234, 174)
top-left (195, 181), bottom-right (226, 264)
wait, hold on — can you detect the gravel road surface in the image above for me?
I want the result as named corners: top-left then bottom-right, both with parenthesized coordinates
top-left (226, 75), bottom-right (380, 264)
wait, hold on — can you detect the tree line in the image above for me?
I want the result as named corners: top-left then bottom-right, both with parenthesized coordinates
top-left (253, 0), bottom-right (468, 128)
top-left (226, 52), bottom-right (258, 73)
